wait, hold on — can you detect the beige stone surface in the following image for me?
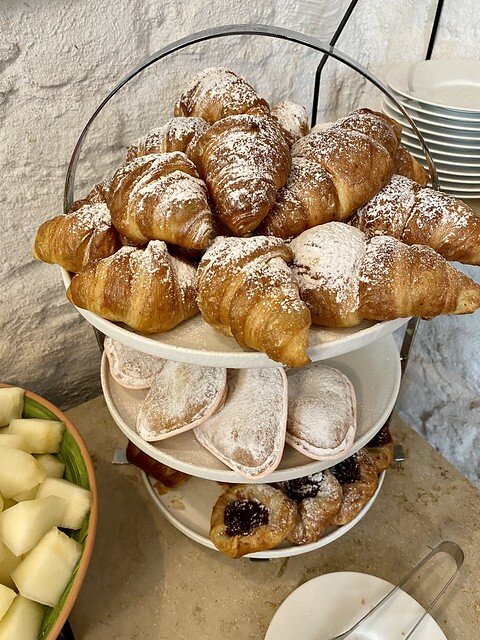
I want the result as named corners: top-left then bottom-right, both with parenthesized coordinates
top-left (66, 396), bottom-right (480, 640)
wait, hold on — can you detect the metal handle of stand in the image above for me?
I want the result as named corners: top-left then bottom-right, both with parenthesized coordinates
top-left (328, 541), bottom-right (464, 640)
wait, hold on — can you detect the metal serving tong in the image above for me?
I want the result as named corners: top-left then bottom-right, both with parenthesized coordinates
top-left (328, 541), bottom-right (464, 640)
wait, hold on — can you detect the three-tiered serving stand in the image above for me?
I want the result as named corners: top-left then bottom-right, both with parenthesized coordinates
top-left (62, 24), bottom-right (440, 560)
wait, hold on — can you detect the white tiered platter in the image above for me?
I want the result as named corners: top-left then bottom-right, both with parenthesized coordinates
top-left (101, 334), bottom-right (401, 483)
top-left (62, 268), bottom-right (407, 368)
top-left (142, 471), bottom-right (385, 559)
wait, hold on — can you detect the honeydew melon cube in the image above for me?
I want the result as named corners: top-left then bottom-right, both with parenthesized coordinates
top-left (0, 585), bottom-right (15, 623)
top-left (12, 485), bottom-right (39, 502)
top-left (37, 478), bottom-right (91, 529)
top-left (0, 595), bottom-right (45, 640)
top-left (0, 496), bottom-right (66, 556)
top-left (8, 419), bottom-right (65, 454)
top-left (0, 434), bottom-right (29, 452)
top-left (0, 449), bottom-right (45, 499)
top-left (12, 528), bottom-right (81, 607)
top-left (0, 388), bottom-right (24, 428)
top-left (0, 495), bottom-right (2, 513)
top-left (0, 546), bottom-right (21, 589)
top-left (0, 542), bottom-right (5, 564)
top-left (34, 453), bottom-right (65, 479)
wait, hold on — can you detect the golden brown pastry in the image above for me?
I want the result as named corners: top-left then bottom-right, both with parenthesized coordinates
top-left (260, 108), bottom-right (400, 239)
top-left (271, 101), bottom-right (309, 146)
top-left (209, 484), bottom-right (296, 558)
top-left (174, 67), bottom-right (270, 124)
top-left (290, 222), bottom-right (480, 327)
top-left (350, 175), bottom-right (480, 265)
top-left (33, 180), bottom-right (120, 273)
top-left (125, 441), bottom-right (190, 490)
top-left (330, 450), bottom-right (378, 525)
top-left (109, 152), bottom-right (215, 249)
top-left (196, 236), bottom-right (311, 367)
top-left (126, 117), bottom-right (209, 162)
top-left (67, 240), bottom-right (198, 333)
top-left (191, 114), bottom-right (291, 235)
top-left (274, 471), bottom-right (343, 545)
top-left (365, 426), bottom-right (394, 473)
top-left (394, 146), bottom-right (429, 186)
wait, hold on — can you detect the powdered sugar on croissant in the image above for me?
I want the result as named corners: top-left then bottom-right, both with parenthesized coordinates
top-left (271, 101), bottom-right (309, 145)
top-left (126, 117), bottom-right (209, 162)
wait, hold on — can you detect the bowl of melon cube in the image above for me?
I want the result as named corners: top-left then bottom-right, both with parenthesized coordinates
top-left (0, 383), bottom-right (98, 640)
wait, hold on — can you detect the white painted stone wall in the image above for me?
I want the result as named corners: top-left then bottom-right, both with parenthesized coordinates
top-left (1, 0), bottom-right (479, 484)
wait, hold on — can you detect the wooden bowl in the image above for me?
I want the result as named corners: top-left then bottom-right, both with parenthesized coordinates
top-left (0, 383), bottom-right (98, 640)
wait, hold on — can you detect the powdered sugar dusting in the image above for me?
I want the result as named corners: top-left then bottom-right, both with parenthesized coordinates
top-left (126, 117), bottom-right (209, 161)
top-left (137, 360), bottom-right (227, 440)
top-left (290, 222), bottom-right (365, 310)
top-left (195, 368), bottom-right (287, 478)
top-left (104, 337), bottom-right (165, 389)
top-left (68, 202), bottom-right (112, 235)
top-left (286, 364), bottom-right (356, 460)
top-left (271, 101), bottom-right (309, 145)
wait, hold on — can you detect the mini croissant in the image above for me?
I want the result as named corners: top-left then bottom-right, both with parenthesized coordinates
top-left (109, 151), bottom-right (215, 250)
top-left (191, 114), bottom-right (291, 235)
top-left (33, 180), bottom-right (120, 273)
top-left (260, 108), bottom-right (400, 239)
top-left (174, 67), bottom-right (270, 123)
top-left (290, 222), bottom-right (480, 327)
top-left (196, 236), bottom-right (311, 367)
top-left (126, 117), bottom-right (209, 162)
top-left (67, 241), bottom-right (198, 333)
top-left (350, 175), bottom-right (480, 265)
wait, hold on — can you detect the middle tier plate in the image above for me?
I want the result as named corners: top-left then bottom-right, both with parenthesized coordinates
top-left (101, 334), bottom-right (401, 483)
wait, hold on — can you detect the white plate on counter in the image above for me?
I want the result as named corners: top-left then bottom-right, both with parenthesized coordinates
top-left (387, 59), bottom-right (480, 114)
top-left (142, 471), bottom-right (385, 559)
top-left (62, 268), bottom-right (408, 367)
top-left (265, 571), bottom-right (446, 639)
top-left (387, 91), bottom-right (480, 124)
top-left (101, 335), bottom-right (401, 483)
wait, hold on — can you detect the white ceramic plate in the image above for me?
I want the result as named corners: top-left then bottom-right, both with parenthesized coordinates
top-left (142, 472), bottom-right (385, 559)
top-left (388, 59), bottom-right (480, 113)
top-left (62, 268), bottom-right (408, 368)
top-left (101, 335), bottom-right (401, 483)
top-left (401, 135), bottom-right (480, 159)
top-left (265, 571), bottom-right (447, 639)
top-left (387, 88), bottom-right (480, 124)
top-left (405, 147), bottom-right (480, 171)
top-left (383, 98), bottom-right (480, 131)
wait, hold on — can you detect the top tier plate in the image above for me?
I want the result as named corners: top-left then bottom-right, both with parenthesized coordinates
top-left (62, 268), bottom-right (408, 367)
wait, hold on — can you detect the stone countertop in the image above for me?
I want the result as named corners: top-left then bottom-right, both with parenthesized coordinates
top-left (66, 396), bottom-right (480, 640)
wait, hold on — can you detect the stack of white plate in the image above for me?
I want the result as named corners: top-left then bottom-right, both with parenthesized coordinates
top-left (382, 59), bottom-right (480, 199)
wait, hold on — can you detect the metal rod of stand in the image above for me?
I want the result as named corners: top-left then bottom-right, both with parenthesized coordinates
top-left (426, 0), bottom-right (444, 60)
top-left (311, 0), bottom-right (361, 126)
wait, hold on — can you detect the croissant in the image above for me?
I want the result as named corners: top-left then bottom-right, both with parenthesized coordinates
top-left (67, 240), bottom-right (198, 333)
top-left (109, 151), bottom-right (215, 249)
top-left (290, 222), bottom-right (480, 327)
top-left (125, 117), bottom-right (209, 162)
top-left (33, 180), bottom-right (120, 273)
top-left (260, 108), bottom-right (400, 239)
top-left (191, 114), bottom-right (291, 235)
top-left (350, 175), bottom-right (480, 265)
top-left (271, 101), bottom-right (309, 146)
top-left (174, 67), bottom-right (270, 124)
top-left (394, 146), bottom-right (429, 186)
top-left (196, 236), bottom-right (311, 367)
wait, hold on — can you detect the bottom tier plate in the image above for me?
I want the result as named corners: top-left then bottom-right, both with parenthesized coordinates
top-left (102, 335), bottom-right (401, 483)
top-left (142, 471), bottom-right (385, 559)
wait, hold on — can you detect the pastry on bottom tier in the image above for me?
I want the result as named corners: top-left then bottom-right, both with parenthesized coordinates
top-left (365, 425), bottom-right (394, 472)
top-left (286, 364), bottom-right (356, 460)
top-left (194, 368), bottom-right (288, 479)
top-left (274, 471), bottom-right (343, 545)
top-left (330, 450), bottom-right (378, 525)
top-left (210, 484), bottom-right (296, 558)
top-left (125, 441), bottom-right (189, 492)
top-left (104, 337), bottom-right (165, 389)
top-left (136, 361), bottom-right (227, 441)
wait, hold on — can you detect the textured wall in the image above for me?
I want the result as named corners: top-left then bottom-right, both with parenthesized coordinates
top-left (1, 0), bottom-right (479, 484)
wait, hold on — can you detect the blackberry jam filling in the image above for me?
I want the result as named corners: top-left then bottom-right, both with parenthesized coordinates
top-left (367, 425), bottom-right (393, 447)
top-left (224, 499), bottom-right (269, 536)
top-left (331, 455), bottom-right (361, 485)
top-left (279, 473), bottom-right (324, 501)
